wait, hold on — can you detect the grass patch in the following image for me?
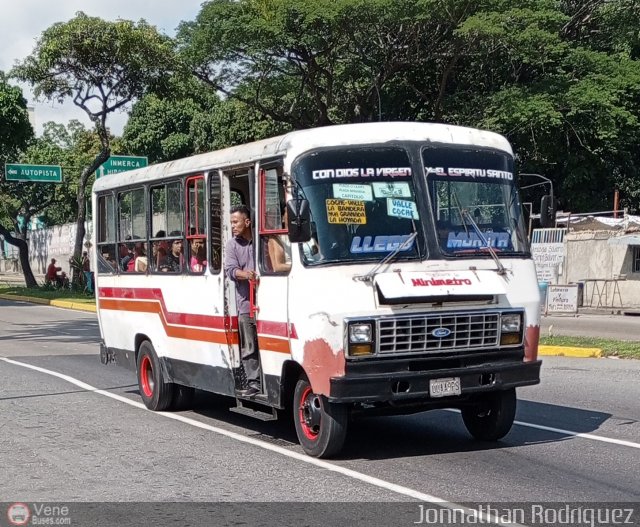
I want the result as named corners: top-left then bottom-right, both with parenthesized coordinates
top-left (540, 335), bottom-right (640, 360)
top-left (0, 285), bottom-right (94, 304)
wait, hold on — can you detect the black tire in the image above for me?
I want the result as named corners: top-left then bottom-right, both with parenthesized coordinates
top-left (461, 388), bottom-right (517, 441)
top-left (170, 385), bottom-right (195, 411)
top-left (293, 375), bottom-right (348, 458)
top-left (137, 341), bottom-right (174, 411)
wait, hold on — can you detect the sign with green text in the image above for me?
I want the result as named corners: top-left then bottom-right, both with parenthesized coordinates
top-left (5, 163), bottom-right (63, 183)
top-left (97, 155), bottom-right (148, 178)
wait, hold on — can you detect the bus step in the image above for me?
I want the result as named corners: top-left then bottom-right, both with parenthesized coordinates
top-left (230, 401), bottom-right (278, 422)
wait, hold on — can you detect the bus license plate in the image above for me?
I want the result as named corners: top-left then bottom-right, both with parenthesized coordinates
top-left (429, 377), bottom-right (461, 398)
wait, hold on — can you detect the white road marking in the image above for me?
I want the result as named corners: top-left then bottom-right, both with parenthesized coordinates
top-left (1, 356), bottom-right (526, 527)
top-left (444, 409), bottom-right (640, 450)
top-left (513, 420), bottom-right (640, 449)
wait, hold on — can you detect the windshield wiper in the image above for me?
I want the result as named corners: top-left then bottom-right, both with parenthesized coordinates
top-left (451, 191), bottom-right (471, 238)
top-left (451, 191), bottom-right (506, 276)
top-left (461, 209), bottom-right (507, 275)
top-left (353, 231), bottom-right (418, 282)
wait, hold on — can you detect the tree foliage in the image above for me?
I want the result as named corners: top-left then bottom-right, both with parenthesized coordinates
top-left (178, 0), bottom-right (443, 127)
top-left (452, 1), bottom-right (640, 212)
top-left (0, 73), bottom-right (38, 285)
top-left (8, 2), bottom-right (640, 221)
top-left (123, 76), bottom-right (287, 161)
top-left (122, 77), bottom-right (219, 163)
top-left (177, 0), bottom-right (640, 213)
top-left (12, 12), bottom-right (178, 270)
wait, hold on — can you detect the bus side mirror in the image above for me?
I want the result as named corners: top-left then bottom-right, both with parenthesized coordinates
top-left (540, 194), bottom-right (556, 228)
top-left (287, 198), bottom-right (311, 242)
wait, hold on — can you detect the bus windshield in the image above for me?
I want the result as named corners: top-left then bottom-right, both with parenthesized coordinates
top-left (292, 147), bottom-right (423, 265)
top-left (423, 147), bottom-right (529, 255)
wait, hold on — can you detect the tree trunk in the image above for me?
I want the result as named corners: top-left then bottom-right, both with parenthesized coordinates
top-left (0, 225), bottom-right (37, 288)
top-left (72, 182), bottom-right (88, 285)
top-left (71, 148), bottom-right (110, 285)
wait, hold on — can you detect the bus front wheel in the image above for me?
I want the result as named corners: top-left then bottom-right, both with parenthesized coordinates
top-left (293, 376), bottom-right (348, 458)
top-left (461, 388), bottom-right (517, 441)
top-left (137, 341), bottom-right (174, 411)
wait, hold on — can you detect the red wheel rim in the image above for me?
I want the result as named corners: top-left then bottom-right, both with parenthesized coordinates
top-left (298, 386), bottom-right (322, 440)
top-left (140, 355), bottom-right (154, 398)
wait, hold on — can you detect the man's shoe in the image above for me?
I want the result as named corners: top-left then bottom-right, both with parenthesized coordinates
top-left (237, 385), bottom-right (259, 397)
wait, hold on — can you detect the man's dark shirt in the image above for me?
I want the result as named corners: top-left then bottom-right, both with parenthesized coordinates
top-left (224, 235), bottom-right (254, 315)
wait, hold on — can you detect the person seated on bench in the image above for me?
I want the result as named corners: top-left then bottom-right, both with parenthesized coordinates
top-left (45, 258), bottom-right (67, 288)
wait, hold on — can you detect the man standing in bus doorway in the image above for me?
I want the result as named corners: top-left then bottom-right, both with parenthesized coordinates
top-left (224, 204), bottom-right (261, 397)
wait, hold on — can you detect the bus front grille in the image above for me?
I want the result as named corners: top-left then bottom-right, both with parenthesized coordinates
top-left (378, 312), bottom-right (500, 355)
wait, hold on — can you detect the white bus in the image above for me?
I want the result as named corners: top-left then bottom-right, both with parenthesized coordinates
top-left (93, 122), bottom-right (542, 458)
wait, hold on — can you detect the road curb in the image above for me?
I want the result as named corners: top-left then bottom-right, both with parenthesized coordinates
top-left (539, 345), bottom-right (602, 358)
top-left (50, 299), bottom-right (97, 313)
top-left (0, 294), bottom-right (96, 313)
top-left (0, 293), bottom-right (50, 305)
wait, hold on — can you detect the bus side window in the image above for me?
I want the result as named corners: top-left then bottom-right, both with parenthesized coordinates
top-left (96, 194), bottom-right (117, 273)
top-left (186, 175), bottom-right (207, 273)
top-left (259, 167), bottom-right (290, 274)
top-left (118, 188), bottom-right (146, 273)
top-left (150, 181), bottom-right (183, 273)
top-left (210, 171), bottom-right (222, 273)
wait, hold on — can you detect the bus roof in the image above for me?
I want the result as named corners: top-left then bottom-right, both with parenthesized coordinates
top-left (93, 121), bottom-right (513, 192)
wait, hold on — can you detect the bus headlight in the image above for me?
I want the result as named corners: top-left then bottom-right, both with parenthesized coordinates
top-left (500, 313), bottom-right (522, 345)
top-left (349, 323), bottom-right (373, 343)
top-left (348, 322), bottom-right (374, 356)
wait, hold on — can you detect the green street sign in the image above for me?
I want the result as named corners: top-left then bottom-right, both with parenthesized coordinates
top-left (5, 163), bottom-right (63, 183)
top-left (97, 155), bottom-right (148, 178)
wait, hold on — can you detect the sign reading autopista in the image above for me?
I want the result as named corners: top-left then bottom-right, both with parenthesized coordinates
top-left (4, 163), bottom-right (63, 183)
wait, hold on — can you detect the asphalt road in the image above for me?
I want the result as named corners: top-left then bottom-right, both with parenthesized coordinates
top-left (1, 299), bottom-right (639, 526)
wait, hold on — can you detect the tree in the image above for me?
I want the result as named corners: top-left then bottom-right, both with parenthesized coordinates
top-left (122, 77), bottom-right (221, 163)
top-left (0, 72), bottom-right (37, 286)
top-left (13, 12), bottom-right (178, 281)
top-left (177, 0), bottom-right (450, 128)
top-left (123, 81), bottom-right (287, 161)
top-left (34, 121), bottom-right (109, 227)
top-left (204, 95), bottom-right (288, 150)
top-left (177, 0), bottom-right (640, 213)
top-left (452, 0), bottom-right (640, 212)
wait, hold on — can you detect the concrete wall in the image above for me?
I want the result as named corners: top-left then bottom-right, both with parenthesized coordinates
top-left (564, 231), bottom-right (640, 309)
top-left (1, 221), bottom-right (92, 278)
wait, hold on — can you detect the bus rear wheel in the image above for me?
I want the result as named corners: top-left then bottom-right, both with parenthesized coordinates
top-left (170, 384), bottom-right (195, 411)
top-left (461, 388), bottom-right (517, 441)
top-left (137, 341), bottom-right (174, 411)
top-left (293, 376), bottom-right (347, 458)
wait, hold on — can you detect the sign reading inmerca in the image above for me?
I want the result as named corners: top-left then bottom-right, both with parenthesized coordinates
top-left (97, 155), bottom-right (148, 178)
top-left (5, 163), bottom-right (63, 183)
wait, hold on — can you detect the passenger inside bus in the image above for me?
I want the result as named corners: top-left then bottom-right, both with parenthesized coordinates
top-left (119, 242), bottom-right (134, 271)
top-left (266, 205), bottom-right (291, 273)
top-left (133, 242), bottom-right (148, 272)
top-left (151, 230), bottom-right (169, 271)
top-left (155, 246), bottom-right (168, 270)
top-left (163, 233), bottom-right (183, 273)
top-left (189, 237), bottom-right (207, 272)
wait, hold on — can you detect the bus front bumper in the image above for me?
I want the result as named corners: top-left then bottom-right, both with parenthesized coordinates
top-left (328, 360), bottom-right (541, 404)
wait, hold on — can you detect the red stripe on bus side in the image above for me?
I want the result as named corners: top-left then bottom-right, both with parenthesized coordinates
top-left (99, 287), bottom-right (230, 330)
top-left (98, 298), bottom-right (237, 345)
top-left (98, 288), bottom-right (293, 353)
top-left (257, 336), bottom-right (291, 354)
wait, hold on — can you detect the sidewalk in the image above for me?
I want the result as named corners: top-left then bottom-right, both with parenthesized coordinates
top-left (0, 271), bottom-right (45, 285)
top-left (0, 271), bottom-right (96, 313)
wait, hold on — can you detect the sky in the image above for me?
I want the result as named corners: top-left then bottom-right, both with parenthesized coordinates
top-left (0, 0), bottom-right (205, 136)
